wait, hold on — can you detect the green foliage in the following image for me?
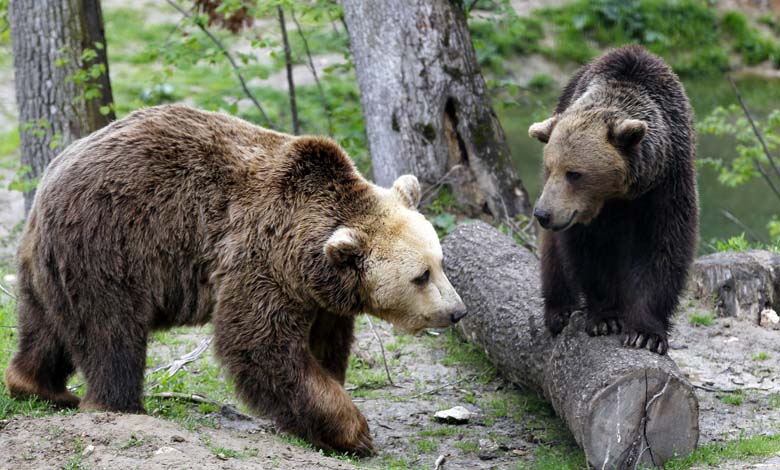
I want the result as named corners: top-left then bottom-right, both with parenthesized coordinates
top-left (689, 311), bottom-right (714, 327)
top-left (469, 2), bottom-right (545, 75)
top-left (425, 187), bottom-right (460, 236)
top-left (517, 444), bottom-right (587, 470)
top-left (0, 129), bottom-right (19, 158)
top-left (535, 0), bottom-right (727, 75)
top-left (0, 0), bottom-right (9, 44)
top-left (665, 433), bottom-right (780, 469)
top-left (721, 11), bottom-right (780, 67)
top-left (699, 106), bottom-right (780, 187)
top-left (719, 392), bottom-right (744, 406)
top-left (752, 351), bottom-right (769, 361)
top-left (528, 73), bottom-right (554, 90)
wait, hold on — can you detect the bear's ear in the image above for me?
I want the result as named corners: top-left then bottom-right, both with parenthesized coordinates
top-left (324, 227), bottom-right (365, 267)
top-left (611, 119), bottom-right (647, 149)
top-left (392, 174), bottom-right (421, 209)
top-left (528, 116), bottom-right (558, 144)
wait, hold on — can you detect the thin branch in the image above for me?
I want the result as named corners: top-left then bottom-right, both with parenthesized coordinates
top-left (727, 75), bottom-right (780, 200)
top-left (721, 209), bottom-right (767, 244)
top-left (409, 367), bottom-right (493, 399)
top-left (278, 6), bottom-right (300, 135)
top-left (467, 0), bottom-right (480, 13)
top-left (148, 337), bottom-right (212, 387)
top-left (0, 325), bottom-right (17, 329)
top-left (291, 9), bottom-right (334, 137)
top-left (365, 317), bottom-right (395, 387)
top-left (164, 0), bottom-right (273, 128)
top-left (148, 391), bottom-right (254, 420)
top-left (0, 282), bottom-right (16, 299)
top-left (419, 164), bottom-right (464, 207)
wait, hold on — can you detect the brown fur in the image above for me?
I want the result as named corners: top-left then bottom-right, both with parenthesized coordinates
top-left (529, 46), bottom-right (698, 355)
top-left (4, 105), bottom-right (465, 454)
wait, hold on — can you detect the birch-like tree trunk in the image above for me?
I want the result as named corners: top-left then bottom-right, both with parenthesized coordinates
top-left (342, 0), bottom-right (529, 219)
top-left (9, 0), bottom-right (115, 213)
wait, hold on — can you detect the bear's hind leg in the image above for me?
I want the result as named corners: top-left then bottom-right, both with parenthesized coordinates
top-left (5, 294), bottom-right (79, 408)
top-left (72, 320), bottom-right (147, 413)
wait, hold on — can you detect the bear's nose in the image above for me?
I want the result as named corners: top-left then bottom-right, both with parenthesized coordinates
top-left (534, 207), bottom-right (552, 228)
top-left (450, 304), bottom-right (468, 323)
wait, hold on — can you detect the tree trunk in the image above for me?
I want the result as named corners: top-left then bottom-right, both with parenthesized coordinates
top-left (9, 0), bottom-right (115, 213)
top-left (341, 0), bottom-right (529, 220)
top-left (442, 221), bottom-right (699, 469)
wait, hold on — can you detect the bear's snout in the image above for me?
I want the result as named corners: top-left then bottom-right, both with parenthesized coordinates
top-left (533, 207), bottom-right (552, 229)
top-left (449, 303), bottom-right (468, 323)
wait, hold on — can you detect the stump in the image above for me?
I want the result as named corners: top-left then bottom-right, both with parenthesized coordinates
top-left (442, 221), bottom-right (699, 469)
top-left (691, 250), bottom-right (780, 322)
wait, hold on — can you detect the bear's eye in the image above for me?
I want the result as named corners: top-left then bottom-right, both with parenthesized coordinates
top-left (412, 268), bottom-right (430, 286)
top-left (565, 171), bottom-right (582, 183)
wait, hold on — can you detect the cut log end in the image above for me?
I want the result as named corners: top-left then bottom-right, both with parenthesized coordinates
top-left (585, 369), bottom-right (699, 469)
top-left (441, 221), bottom-right (700, 468)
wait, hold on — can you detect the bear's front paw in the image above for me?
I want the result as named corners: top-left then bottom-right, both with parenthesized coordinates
top-left (622, 330), bottom-right (668, 355)
top-left (331, 407), bottom-right (374, 456)
top-left (586, 317), bottom-right (622, 337)
top-left (545, 307), bottom-right (572, 336)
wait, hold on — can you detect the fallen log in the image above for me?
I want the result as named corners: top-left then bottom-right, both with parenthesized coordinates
top-left (441, 221), bottom-right (699, 469)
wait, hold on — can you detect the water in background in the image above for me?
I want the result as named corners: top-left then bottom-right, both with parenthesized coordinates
top-left (499, 74), bottom-right (780, 251)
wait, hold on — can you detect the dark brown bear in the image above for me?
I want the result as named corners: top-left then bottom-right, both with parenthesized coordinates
top-left (527, 46), bottom-right (698, 354)
top-left (4, 105), bottom-right (467, 454)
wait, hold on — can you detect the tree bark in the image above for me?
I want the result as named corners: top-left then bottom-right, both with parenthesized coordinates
top-left (9, 0), bottom-right (115, 213)
top-left (442, 221), bottom-right (699, 469)
top-left (341, 0), bottom-right (529, 220)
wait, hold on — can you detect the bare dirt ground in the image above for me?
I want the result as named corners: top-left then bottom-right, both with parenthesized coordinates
top-left (1, 301), bottom-right (779, 469)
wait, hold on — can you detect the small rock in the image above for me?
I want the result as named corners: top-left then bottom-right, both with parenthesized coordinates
top-left (478, 438), bottom-right (499, 460)
top-left (434, 406), bottom-right (472, 424)
top-left (759, 309), bottom-right (780, 330)
top-left (170, 435), bottom-right (186, 443)
top-left (154, 446), bottom-right (180, 456)
top-left (82, 445), bottom-right (95, 457)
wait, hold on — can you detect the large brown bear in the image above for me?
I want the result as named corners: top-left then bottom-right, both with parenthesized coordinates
top-left (4, 105), bottom-right (467, 454)
top-left (528, 46), bottom-right (698, 355)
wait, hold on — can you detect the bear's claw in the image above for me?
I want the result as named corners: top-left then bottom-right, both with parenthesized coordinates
top-left (622, 331), bottom-right (668, 355)
top-left (545, 308), bottom-right (572, 336)
top-left (586, 318), bottom-right (622, 337)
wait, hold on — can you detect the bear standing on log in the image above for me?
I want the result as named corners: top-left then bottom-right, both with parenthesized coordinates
top-left (528, 46), bottom-right (698, 354)
top-left (3, 105), bottom-right (467, 455)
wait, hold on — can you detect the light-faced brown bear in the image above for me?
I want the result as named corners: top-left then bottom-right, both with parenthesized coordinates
top-left (4, 105), bottom-right (467, 455)
top-left (528, 46), bottom-right (698, 355)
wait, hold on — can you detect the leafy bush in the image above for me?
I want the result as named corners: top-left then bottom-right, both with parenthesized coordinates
top-left (469, 9), bottom-right (545, 75)
top-left (721, 11), bottom-right (780, 67)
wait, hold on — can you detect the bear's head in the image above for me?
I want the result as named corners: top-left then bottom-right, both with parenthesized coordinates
top-left (528, 113), bottom-right (646, 231)
top-left (323, 175), bottom-right (467, 334)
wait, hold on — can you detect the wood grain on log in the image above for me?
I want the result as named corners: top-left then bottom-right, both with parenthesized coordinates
top-left (442, 221), bottom-right (699, 469)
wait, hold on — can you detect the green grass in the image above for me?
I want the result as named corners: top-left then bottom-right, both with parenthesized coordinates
top-left (62, 437), bottom-right (86, 470)
top-left (454, 440), bottom-right (479, 454)
top-left (768, 394), bottom-right (780, 409)
top-left (689, 311), bottom-right (715, 327)
top-left (665, 434), bottom-right (780, 470)
top-left (719, 392), bottom-right (744, 406)
top-left (415, 437), bottom-right (438, 453)
top-left (752, 352), bottom-right (770, 361)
